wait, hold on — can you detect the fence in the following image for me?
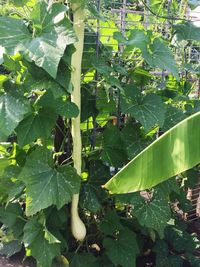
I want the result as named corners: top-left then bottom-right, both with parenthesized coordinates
top-left (83, 0), bottom-right (200, 220)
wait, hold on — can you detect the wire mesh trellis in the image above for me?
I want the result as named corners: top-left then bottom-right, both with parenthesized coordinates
top-left (82, 0), bottom-right (200, 220)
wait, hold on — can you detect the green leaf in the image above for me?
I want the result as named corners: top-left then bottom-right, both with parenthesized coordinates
top-left (80, 161), bottom-right (110, 212)
top-left (101, 126), bottom-right (128, 167)
top-left (0, 94), bottom-right (30, 140)
top-left (23, 61), bottom-right (65, 96)
top-left (114, 29), bottom-right (149, 50)
top-left (0, 240), bottom-right (22, 257)
top-left (153, 240), bottom-right (183, 267)
top-left (99, 210), bottom-right (124, 235)
top-left (165, 226), bottom-right (199, 253)
top-left (23, 218), bottom-right (60, 267)
top-left (185, 168), bottom-right (199, 188)
top-left (174, 22), bottom-right (200, 41)
top-left (133, 192), bottom-right (171, 238)
top-left (115, 193), bottom-right (171, 238)
top-left (19, 147), bottom-right (80, 216)
top-left (142, 38), bottom-right (179, 79)
top-left (87, 2), bottom-right (107, 21)
top-left (155, 177), bottom-right (180, 196)
top-left (0, 2), bottom-right (77, 78)
top-left (70, 253), bottom-right (100, 267)
top-left (0, 17), bottom-right (30, 55)
top-left (104, 111), bottom-right (200, 193)
top-left (162, 106), bottom-right (187, 131)
top-left (38, 91), bottom-right (79, 118)
top-left (0, 158), bottom-right (11, 177)
top-left (0, 165), bottom-right (24, 201)
top-left (121, 86), bottom-right (166, 131)
top-left (0, 203), bottom-right (25, 238)
top-left (16, 108), bottom-right (57, 147)
top-left (0, 203), bottom-right (23, 228)
top-left (103, 228), bottom-right (139, 267)
top-left (57, 101), bottom-right (79, 118)
top-left (3, 54), bottom-right (21, 72)
top-left (81, 87), bottom-right (98, 122)
top-left (81, 183), bottom-right (101, 212)
top-left (44, 228), bottom-right (61, 244)
top-left (186, 252), bottom-right (200, 267)
top-left (121, 123), bottom-right (152, 159)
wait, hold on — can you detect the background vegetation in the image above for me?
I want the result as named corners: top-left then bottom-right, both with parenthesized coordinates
top-left (0, 0), bottom-right (200, 266)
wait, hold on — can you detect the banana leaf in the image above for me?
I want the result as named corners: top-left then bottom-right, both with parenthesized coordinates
top-left (104, 111), bottom-right (200, 194)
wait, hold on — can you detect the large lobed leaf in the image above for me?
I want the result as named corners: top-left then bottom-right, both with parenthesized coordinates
top-left (0, 1), bottom-right (77, 78)
top-left (114, 30), bottom-right (179, 79)
top-left (121, 86), bottom-right (166, 132)
top-left (19, 147), bottom-right (81, 216)
top-left (104, 111), bottom-right (200, 194)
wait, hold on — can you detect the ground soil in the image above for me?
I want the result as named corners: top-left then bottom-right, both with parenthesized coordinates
top-left (0, 256), bottom-right (35, 267)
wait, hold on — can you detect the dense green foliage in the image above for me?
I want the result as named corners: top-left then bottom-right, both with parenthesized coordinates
top-left (0, 0), bottom-right (200, 266)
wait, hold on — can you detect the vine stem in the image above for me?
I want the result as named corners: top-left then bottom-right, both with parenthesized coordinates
top-left (70, 2), bottom-right (86, 241)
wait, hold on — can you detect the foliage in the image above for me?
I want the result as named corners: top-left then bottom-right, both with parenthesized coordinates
top-left (0, 0), bottom-right (200, 267)
top-left (105, 111), bottom-right (200, 193)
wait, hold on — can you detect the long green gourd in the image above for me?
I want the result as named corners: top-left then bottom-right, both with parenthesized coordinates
top-left (70, 2), bottom-right (86, 241)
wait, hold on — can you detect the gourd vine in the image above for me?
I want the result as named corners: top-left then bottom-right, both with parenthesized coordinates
top-left (70, 1), bottom-right (87, 241)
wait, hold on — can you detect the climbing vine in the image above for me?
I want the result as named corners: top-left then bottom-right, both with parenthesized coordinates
top-left (0, 0), bottom-right (200, 266)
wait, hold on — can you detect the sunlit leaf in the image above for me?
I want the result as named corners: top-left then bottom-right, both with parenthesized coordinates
top-left (0, 2), bottom-right (77, 78)
top-left (104, 112), bottom-right (200, 193)
top-left (0, 94), bottom-right (30, 140)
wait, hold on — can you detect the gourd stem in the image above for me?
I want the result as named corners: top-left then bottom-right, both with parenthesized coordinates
top-left (70, 2), bottom-right (86, 241)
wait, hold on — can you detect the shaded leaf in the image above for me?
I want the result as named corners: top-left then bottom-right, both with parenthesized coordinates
top-left (99, 209), bottom-right (124, 235)
top-left (186, 252), bottom-right (200, 267)
top-left (121, 122), bottom-right (152, 159)
top-left (101, 126), bottom-right (128, 167)
top-left (153, 240), bottom-right (183, 267)
top-left (0, 203), bottom-right (23, 228)
top-left (133, 193), bottom-right (171, 238)
top-left (81, 183), bottom-right (101, 212)
top-left (16, 108), bottom-right (57, 147)
top-left (23, 218), bottom-right (60, 267)
top-left (70, 253), bottom-right (100, 267)
top-left (162, 106), bottom-right (187, 131)
top-left (103, 228), bottom-right (139, 267)
top-left (165, 226), bottom-right (199, 253)
top-left (38, 90), bottom-right (79, 118)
